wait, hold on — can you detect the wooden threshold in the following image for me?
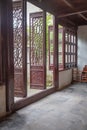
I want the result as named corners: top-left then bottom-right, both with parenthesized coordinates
top-left (13, 87), bottom-right (56, 112)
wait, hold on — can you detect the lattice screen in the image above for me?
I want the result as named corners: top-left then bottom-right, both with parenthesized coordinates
top-left (30, 12), bottom-right (43, 66)
top-left (29, 12), bottom-right (46, 89)
top-left (13, 1), bottom-right (26, 97)
top-left (13, 4), bottom-right (23, 69)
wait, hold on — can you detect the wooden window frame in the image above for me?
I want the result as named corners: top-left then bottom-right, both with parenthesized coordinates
top-left (48, 25), bottom-right (64, 71)
top-left (58, 26), bottom-right (64, 70)
top-left (64, 27), bottom-right (77, 69)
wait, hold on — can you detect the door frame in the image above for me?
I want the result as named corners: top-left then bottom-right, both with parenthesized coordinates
top-left (5, 0), bottom-right (59, 112)
top-left (2, 0), bottom-right (14, 111)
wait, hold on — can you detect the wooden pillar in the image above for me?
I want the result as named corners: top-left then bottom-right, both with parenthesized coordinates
top-left (63, 27), bottom-right (65, 69)
top-left (53, 16), bottom-right (59, 90)
top-left (22, 0), bottom-right (27, 96)
top-left (76, 27), bottom-right (78, 67)
top-left (0, 1), bottom-right (2, 83)
top-left (6, 0), bottom-right (14, 111)
top-left (43, 11), bottom-right (46, 89)
top-left (1, 0), bottom-right (14, 111)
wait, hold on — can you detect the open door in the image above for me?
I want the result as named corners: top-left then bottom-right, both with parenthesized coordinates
top-left (29, 12), bottom-right (46, 89)
top-left (13, 1), bottom-right (27, 97)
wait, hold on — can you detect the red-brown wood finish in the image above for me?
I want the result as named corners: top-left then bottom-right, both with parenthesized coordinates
top-left (1, 0), bottom-right (14, 111)
top-left (64, 27), bottom-right (77, 69)
top-left (1, 0), bottom-right (85, 112)
top-left (0, 2), bottom-right (2, 83)
top-left (48, 25), bottom-right (65, 70)
top-left (53, 16), bottom-right (59, 90)
top-left (29, 12), bottom-right (46, 89)
top-left (13, 1), bottom-right (27, 97)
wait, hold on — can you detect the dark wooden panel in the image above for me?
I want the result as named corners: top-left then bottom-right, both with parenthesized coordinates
top-left (13, 1), bottom-right (27, 97)
top-left (1, 0), bottom-right (14, 111)
top-left (0, 2), bottom-right (2, 83)
top-left (53, 16), bottom-right (59, 90)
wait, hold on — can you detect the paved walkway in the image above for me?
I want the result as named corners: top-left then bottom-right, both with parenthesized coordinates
top-left (0, 83), bottom-right (87, 130)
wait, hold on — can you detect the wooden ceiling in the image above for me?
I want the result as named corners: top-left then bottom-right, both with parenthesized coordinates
top-left (27, 0), bottom-right (87, 26)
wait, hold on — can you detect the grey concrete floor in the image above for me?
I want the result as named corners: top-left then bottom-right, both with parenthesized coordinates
top-left (1, 83), bottom-right (87, 130)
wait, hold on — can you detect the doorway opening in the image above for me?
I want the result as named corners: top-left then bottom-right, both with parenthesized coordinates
top-left (13, 1), bottom-right (55, 102)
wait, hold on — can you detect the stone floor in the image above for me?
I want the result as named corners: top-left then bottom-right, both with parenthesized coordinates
top-left (1, 83), bottom-right (87, 130)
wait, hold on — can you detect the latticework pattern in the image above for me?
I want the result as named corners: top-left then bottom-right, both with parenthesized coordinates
top-left (30, 13), bottom-right (43, 66)
top-left (13, 6), bottom-right (23, 69)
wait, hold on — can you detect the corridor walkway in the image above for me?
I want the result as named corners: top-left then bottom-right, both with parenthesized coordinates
top-left (0, 83), bottom-right (87, 130)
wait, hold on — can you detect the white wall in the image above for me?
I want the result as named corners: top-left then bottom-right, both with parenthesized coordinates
top-left (0, 85), bottom-right (6, 117)
top-left (59, 69), bottom-right (72, 89)
top-left (78, 26), bottom-right (87, 70)
top-left (27, 2), bottom-right (42, 26)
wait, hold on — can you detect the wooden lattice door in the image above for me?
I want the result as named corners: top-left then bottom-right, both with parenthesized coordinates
top-left (29, 12), bottom-right (46, 89)
top-left (13, 1), bottom-right (27, 97)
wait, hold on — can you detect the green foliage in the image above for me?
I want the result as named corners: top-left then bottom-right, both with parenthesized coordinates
top-left (46, 13), bottom-right (53, 52)
top-left (46, 13), bottom-right (53, 27)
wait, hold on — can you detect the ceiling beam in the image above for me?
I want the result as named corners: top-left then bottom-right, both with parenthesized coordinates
top-left (61, 0), bottom-right (87, 21)
top-left (62, 0), bottom-right (73, 9)
top-left (79, 14), bottom-right (87, 21)
top-left (58, 17), bottom-right (76, 27)
top-left (58, 10), bottom-right (87, 18)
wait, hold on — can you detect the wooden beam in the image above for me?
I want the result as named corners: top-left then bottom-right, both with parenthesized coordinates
top-left (61, 0), bottom-right (87, 21)
top-left (62, 0), bottom-right (73, 9)
top-left (58, 17), bottom-right (76, 27)
top-left (58, 10), bottom-right (87, 18)
top-left (79, 14), bottom-right (87, 21)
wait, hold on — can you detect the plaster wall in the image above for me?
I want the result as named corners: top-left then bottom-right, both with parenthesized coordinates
top-left (27, 2), bottom-right (42, 27)
top-left (78, 26), bottom-right (87, 70)
top-left (59, 69), bottom-right (72, 89)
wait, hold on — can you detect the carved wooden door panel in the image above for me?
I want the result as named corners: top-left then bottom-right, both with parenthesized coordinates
top-left (13, 1), bottom-right (27, 97)
top-left (29, 12), bottom-right (46, 89)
